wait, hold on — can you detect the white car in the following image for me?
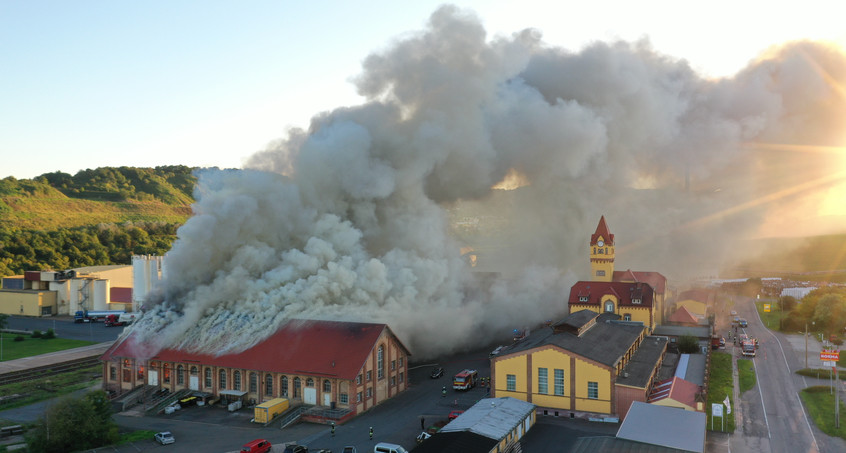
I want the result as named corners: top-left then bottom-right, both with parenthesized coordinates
top-left (155, 431), bottom-right (175, 445)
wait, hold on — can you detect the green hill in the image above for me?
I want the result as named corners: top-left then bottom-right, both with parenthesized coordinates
top-left (0, 166), bottom-right (196, 277)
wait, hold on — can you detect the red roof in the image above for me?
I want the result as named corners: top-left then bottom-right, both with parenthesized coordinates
top-left (648, 377), bottom-right (701, 409)
top-left (613, 270), bottom-right (667, 294)
top-left (110, 287), bottom-right (132, 303)
top-left (101, 320), bottom-right (408, 380)
top-left (590, 216), bottom-right (614, 246)
top-left (568, 281), bottom-right (654, 308)
top-left (668, 306), bottom-right (700, 324)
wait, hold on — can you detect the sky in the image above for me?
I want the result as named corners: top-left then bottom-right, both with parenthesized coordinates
top-left (2, 0), bottom-right (844, 181)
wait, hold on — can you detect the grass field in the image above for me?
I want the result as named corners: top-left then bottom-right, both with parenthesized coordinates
top-left (707, 352), bottom-right (735, 432)
top-left (0, 364), bottom-right (101, 411)
top-left (800, 386), bottom-right (846, 440)
top-left (755, 301), bottom-right (789, 333)
top-left (738, 359), bottom-right (756, 392)
top-left (0, 333), bottom-right (95, 362)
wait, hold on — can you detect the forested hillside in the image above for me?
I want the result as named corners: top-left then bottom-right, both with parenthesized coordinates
top-left (0, 166), bottom-right (196, 277)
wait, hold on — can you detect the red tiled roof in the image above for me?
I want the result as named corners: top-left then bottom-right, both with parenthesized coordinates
top-left (668, 306), bottom-right (699, 324)
top-left (110, 287), bottom-right (133, 303)
top-left (648, 377), bottom-right (700, 409)
top-left (568, 281), bottom-right (654, 308)
top-left (613, 270), bottom-right (667, 294)
top-left (101, 320), bottom-right (408, 380)
top-left (590, 216), bottom-right (614, 246)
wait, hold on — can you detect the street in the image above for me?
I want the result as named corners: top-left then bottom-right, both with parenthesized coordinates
top-left (5, 315), bottom-right (125, 343)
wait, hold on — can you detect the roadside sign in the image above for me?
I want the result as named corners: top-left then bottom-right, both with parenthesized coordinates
top-left (824, 361), bottom-right (835, 367)
top-left (712, 403), bottom-right (723, 417)
top-left (821, 350), bottom-right (840, 361)
top-left (764, 304), bottom-right (771, 312)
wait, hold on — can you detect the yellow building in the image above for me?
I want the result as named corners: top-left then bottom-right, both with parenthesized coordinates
top-left (0, 289), bottom-right (56, 316)
top-left (672, 288), bottom-right (714, 317)
top-left (491, 310), bottom-right (667, 419)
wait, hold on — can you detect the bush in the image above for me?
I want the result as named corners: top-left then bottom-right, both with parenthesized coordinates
top-left (40, 329), bottom-right (55, 340)
top-left (14, 335), bottom-right (24, 342)
top-left (678, 334), bottom-right (700, 353)
top-left (31, 330), bottom-right (42, 338)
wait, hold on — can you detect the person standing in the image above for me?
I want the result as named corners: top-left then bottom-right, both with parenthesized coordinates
top-left (331, 422), bottom-right (335, 437)
top-left (369, 426), bottom-right (374, 440)
top-left (421, 417), bottom-right (425, 430)
top-left (442, 386), bottom-right (446, 397)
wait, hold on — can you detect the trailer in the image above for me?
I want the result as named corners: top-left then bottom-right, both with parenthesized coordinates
top-left (74, 310), bottom-right (124, 323)
top-left (104, 313), bottom-right (138, 326)
top-left (253, 398), bottom-right (289, 424)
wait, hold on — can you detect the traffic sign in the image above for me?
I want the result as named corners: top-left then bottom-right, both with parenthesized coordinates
top-left (712, 403), bottom-right (723, 417)
top-left (763, 304), bottom-right (771, 312)
top-left (820, 350), bottom-right (840, 361)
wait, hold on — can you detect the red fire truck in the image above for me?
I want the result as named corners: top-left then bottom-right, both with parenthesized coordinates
top-left (453, 369), bottom-right (479, 390)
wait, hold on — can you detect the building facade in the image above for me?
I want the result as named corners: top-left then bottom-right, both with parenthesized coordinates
top-left (101, 319), bottom-right (411, 419)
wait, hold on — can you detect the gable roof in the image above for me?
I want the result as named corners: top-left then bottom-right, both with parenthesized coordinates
top-left (616, 336), bottom-right (668, 389)
top-left (613, 270), bottom-right (667, 294)
top-left (591, 216), bottom-right (614, 246)
top-left (440, 397), bottom-right (535, 441)
top-left (101, 319), bottom-right (409, 380)
top-left (571, 436), bottom-right (693, 453)
top-left (499, 311), bottom-right (645, 368)
top-left (568, 281), bottom-right (655, 308)
top-left (667, 306), bottom-right (700, 324)
top-left (617, 402), bottom-right (706, 452)
top-left (648, 377), bottom-right (701, 409)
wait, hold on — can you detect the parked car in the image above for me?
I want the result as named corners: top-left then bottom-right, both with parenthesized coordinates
top-left (731, 316), bottom-right (740, 326)
top-left (448, 410), bottom-right (464, 420)
top-left (730, 310), bottom-right (737, 317)
top-left (342, 447), bottom-right (357, 453)
top-left (282, 444), bottom-right (307, 453)
top-left (242, 439), bottom-right (273, 453)
top-left (739, 318), bottom-right (748, 327)
top-left (154, 431), bottom-right (175, 445)
top-left (430, 367), bottom-right (444, 378)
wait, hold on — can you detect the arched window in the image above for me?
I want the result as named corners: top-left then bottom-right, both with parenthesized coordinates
top-left (204, 368), bottom-right (212, 388)
top-left (163, 363), bottom-right (171, 383)
top-left (219, 369), bottom-right (227, 389)
top-left (177, 365), bottom-right (184, 385)
top-left (233, 370), bottom-right (241, 391)
top-left (323, 379), bottom-right (331, 393)
top-left (281, 376), bottom-right (289, 397)
top-left (377, 345), bottom-right (384, 379)
top-left (265, 374), bottom-right (273, 396)
top-left (191, 366), bottom-right (198, 375)
top-left (624, 314), bottom-right (632, 321)
top-left (294, 377), bottom-right (301, 397)
top-left (306, 378), bottom-right (314, 387)
top-left (250, 373), bottom-right (257, 393)
top-left (604, 300), bottom-right (614, 313)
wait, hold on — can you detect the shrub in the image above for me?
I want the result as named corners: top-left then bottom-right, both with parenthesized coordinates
top-left (14, 335), bottom-right (25, 342)
top-left (31, 330), bottom-right (42, 338)
top-left (40, 329), bottom-right (56, 340)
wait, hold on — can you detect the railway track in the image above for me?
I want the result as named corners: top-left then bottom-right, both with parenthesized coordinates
top-left (0, 356), bottom-right (101, 385)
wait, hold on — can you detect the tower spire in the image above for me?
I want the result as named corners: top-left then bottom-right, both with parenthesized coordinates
top-left (590, 216), bottom-right (615, 281)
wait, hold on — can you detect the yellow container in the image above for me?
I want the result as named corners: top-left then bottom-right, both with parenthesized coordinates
top-left (254, 398), bottom-right (289, 423)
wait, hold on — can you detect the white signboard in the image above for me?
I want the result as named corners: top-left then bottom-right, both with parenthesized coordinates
top-left (712, 403), bottom-right (724, 417)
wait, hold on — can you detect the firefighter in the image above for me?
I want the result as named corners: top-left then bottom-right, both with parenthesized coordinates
top-left (331, 422), bottom-right (335, 437)
top-left (369, 426), bottom-right (374, 440)
top-left (442, 386), bottom-right (446, 397)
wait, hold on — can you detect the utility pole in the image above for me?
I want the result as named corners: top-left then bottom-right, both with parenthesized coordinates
top-left (805, 323), bottom-right (808, 369)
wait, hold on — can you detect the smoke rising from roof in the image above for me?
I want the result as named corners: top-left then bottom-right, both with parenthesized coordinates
top-left (130, 6), bottom-right (846, 359)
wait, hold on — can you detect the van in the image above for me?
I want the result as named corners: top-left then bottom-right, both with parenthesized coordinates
top-left (241, 439), bottom-right (272, 453)
top-left (374, 442), bottom-right (408, 453)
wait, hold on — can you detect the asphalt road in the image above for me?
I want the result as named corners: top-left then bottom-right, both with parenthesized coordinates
top-left (725, 297), bottom-right (846, 453)
top-left (5, 315), bottom-right (125, 343)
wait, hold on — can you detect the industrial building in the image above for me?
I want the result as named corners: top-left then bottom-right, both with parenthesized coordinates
top-left (100, 319), bottom-right (411, 422)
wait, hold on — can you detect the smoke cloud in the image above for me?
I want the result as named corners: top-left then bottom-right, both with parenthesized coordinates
top-left (129, 6), bottom-right (846, 359)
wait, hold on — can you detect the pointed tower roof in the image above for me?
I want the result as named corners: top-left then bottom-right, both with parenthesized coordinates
top-left (590, 215), bottom-right (614, 246)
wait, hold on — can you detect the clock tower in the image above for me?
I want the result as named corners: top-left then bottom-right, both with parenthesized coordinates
top-left (590, 216), bottom-right (615, 282)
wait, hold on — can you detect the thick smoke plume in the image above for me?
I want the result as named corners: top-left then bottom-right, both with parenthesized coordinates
top-left (130, 6), bottom-right (846, 359)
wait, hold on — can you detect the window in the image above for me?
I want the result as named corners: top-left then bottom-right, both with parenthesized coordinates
top-left (356, 374), bottom-right (362, 385)
top-left (340, 393), bottom-right (349, 404)
top-left (366, 370), bottom-right (372, 382)
top-left (219, 370), bottom-right (227, 389)
top-left (281, 376), bottom-right (289, 397)
top-left (391, 359), bottom-right (396, 371)
top-left (537, 368), bottom-right (548, 394)
top-left (604, 300), bottom-right (614, 313)
top-left (323, 380), bottom-right (331, 392)
top-left (377, 346), bottom-right (384, 380)
top-left (588, 382), bottom-right (598, 399)
top-left (632, 298), bottom-right (641, 304)
top-left (366, 387), bottom-right (372, 398)
top-left (294, 377), bottom-right (301, 397)
top-left (596, 270), bottom-right (605, 276)
top-left (137, 365), bottom-right (144, 380)
top-left (306, 378), bottom-right (314, 387)
top-left (390, 376), bottom-right (396, 387)
top-left (579, 296), bottom-right (589, 302)
top-left (506, 374), bottom-right (516, 392)
top-left (356, 392), bottom-right (362, 402)
top-left (163, 364), bottom-right (171, 384)
top-left (623, 314), bottom-right (631, 321)
top-left (554, 369), bottom-right (564, 396)
top-left (265, 374), bottom-right (273, 396)
top-left (249, 373), bottom-right (257, 393)
top-left (190, 366), bottom-right (198, 375)
top-left (233, 370), bottom-right (241, 391)
top-left (398, 357), bottom-right (403, 368)
top-left (399, 372), bottom-right (404, 383)
top-left (177, 365), bottom-right (184, 385)
top-left (123, 369), bottom-right (132, 382)
top-left (109, 366), bottom-right (117, 380)
top-left (205, 368), bottom-right (212, 388)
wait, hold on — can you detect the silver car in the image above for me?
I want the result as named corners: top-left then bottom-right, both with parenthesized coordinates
top-left (155, 431), bottom-right (175, 445)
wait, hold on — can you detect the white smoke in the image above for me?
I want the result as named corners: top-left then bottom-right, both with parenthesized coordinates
top-left (129, 6), bottom-right (846, 359)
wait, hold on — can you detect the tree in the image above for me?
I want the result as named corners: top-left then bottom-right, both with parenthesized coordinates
top-left (678, 335), bottom-right (700, 354)
top-left (26, 391), bottom-right (119, 453)
top-left (779, 295), bottom-right (797, 312)
top-left (0, 313), bottom-right (7, 330)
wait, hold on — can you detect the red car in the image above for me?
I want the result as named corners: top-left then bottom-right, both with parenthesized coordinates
top-left (448, 410), bottom-right (464, 421)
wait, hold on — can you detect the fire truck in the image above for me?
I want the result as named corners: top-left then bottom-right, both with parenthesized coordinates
top-left (452, 369), bottom-right (478, 390)
top-left (741, 339), bottom-right (757, 357)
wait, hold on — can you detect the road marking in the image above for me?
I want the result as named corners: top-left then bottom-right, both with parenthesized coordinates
top-left (752, 302), bottom-right (820, 452)
top-left (751, 358), bottom-right (771, 438)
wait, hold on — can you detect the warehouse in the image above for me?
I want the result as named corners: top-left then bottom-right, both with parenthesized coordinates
top-left (101, 319), bottom-right (411, 420)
